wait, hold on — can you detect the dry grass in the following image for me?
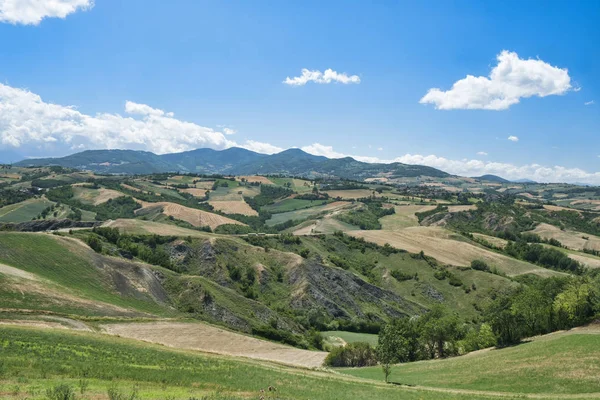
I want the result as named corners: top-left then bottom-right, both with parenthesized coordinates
top-left (121, 183), bottom-right (142, 192)
top-left (348, 227), bottom-right (561, 277)
top-left (472, 233), bottom-right (508, 249)
top-left (101, 321), bottom-right (327, 368)
top-left (543, 204), bottom-right (581, 213)
top-left (103, 219), bottom-right (214, 237)
top-left (532, 223), bottom-right (600, 252)
top-left (380, 205), bottom-right (436, 230)
top-left (73, 187), bottom-right (124, 205)
top-left (323, 189), bottom-right (380, 199)
top-left (447, 205), bottom-right (477, 212)
top-left (237, 175), bottom-right (275, 185)
top-left (208, 200), bottom-right (258, 216)
top-left (180, 188), bottom-right (209, 197)
top-left (135, 201), bottom-right (245, 230)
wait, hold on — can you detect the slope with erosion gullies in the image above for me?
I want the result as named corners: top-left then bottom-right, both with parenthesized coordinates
top-left (0, 232), bottom-right (172, 317)
top-left (236, 233), bottom-right (515, 320)
top-left (163, 236), bottom-right (425, 325)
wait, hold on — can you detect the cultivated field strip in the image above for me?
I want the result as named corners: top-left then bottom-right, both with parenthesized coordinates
top-left (101, 321), bottom-right (327, 368)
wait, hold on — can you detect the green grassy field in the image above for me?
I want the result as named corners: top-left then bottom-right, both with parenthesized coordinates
top-left (0, 197), bottom-right (53, 222)
top-left (264, 198), bottom-right (331, 214)
top-left (0, 326), bottom-right (499, 400)
top-left (0, 232), bottom-right (170, 316)
top-left (340, 331), bottom-right (600, 395)
top-left (322, 331), bottom-right (379, 347)
top-left (131, 180), bottom-right (186, 199)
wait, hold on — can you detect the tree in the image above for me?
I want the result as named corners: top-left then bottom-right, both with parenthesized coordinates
top-left (553, 280), bottom-right (597, 328)
top-left (418, 305), bottom-right (462, 358)
top-left (376, 321), bottom-right (409, 383)
top-left (511, 287), bottom-right (552, 336)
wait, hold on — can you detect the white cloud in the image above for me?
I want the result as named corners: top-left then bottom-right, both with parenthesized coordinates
top-left (283, 68), bottom-right (360, 86)
top-left (377, 147), bottom-right (383, 151)
top-left (477, 151), bottom-right (488, 156)
top-left (0, 0), bottom-right (93, 25)
top-left (300, 142), bottom-right (600, 184)
top-left (240, 140), bottom-right (283, 155)
top-left (395, 154), bottom-right (600, 185)
top-left (585, 100), bottom-right (595, 106)
top-left (301, 143), bottom-right (346, 158)
top-left (508, 136), bottom-right (519, 142)
top-left (223, 128), bottom-right (236, 135)
top-left (420, 51), bottom-right (573, 110)
top-left (0, 82), bottom-right (288, 155)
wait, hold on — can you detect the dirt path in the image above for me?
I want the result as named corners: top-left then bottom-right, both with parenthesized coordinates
top-left (101, 321), bottom-right (327, 368)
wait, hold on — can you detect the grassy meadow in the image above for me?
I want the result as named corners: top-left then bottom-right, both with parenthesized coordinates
top-left (0, 326), bottom-right (504, 400)
top-left (340, 331), bottom-right (600, 395)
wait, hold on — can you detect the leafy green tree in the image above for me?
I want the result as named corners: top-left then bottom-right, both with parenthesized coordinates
top-left (511, 287), bottom-right (552, 336)
top-left (553, 280), bottom-right (598, 328)
top-left (418, 305), bottom-right (462, 358)
top-left (376, 322), bottom-right (409, 383)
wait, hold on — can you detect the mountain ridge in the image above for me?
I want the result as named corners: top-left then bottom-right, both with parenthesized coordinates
top-left (14, 147), bottom-right (451, 180)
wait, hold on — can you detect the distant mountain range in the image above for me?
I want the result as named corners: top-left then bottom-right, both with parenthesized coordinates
top-left (13, 147), bottom-right (450, 180)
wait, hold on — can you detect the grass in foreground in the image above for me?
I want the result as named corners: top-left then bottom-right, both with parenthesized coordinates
top-left (0, 326), bottom-right (496, 400)
top-left (340, 332), bottom-right (600, 395)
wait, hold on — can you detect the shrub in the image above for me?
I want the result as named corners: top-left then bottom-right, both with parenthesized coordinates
top-left (471, 259), bottom-right (491, 272)
top-left (45, 384), bottom-right (76, 400)
top-left (323, 342), bottom-right (377, 367)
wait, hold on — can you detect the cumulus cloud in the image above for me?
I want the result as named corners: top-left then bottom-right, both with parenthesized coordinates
top-left (420, 51), bottom-right (573, 110)
top-left (0, 0), bottom-right (93, 25)
top-left (241, 140), bottom-right (283, 155)
top-left (477, 151), bottom-right (488, 156)
top-left (585, 100), bottom-right (595, 106)
top-left (0, 82), bottom-right (290, 155)
top-left (395, 154), bottom-right (600, 185)
top-left (508, 136), bottom-right (519, 142)
top-left (283, 68), bottom-right (360, 86)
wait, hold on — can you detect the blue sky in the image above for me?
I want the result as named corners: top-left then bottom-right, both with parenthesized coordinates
top-left (0, 0), bottom-right (599, 183)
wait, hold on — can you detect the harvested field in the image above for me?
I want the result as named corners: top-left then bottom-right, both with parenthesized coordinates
top-left (380, 205), bottom-right (436, 230)
top-left (73, 187), bottom-right (124, 205)
top-left (348, 227), bottom-right (561, 277)
top-left (104, 219), bottom-right (213, 237)
top-left (237, 175), bottom-right (275, 185)
top-left (323, 189), bottom-right (380, 199)
top-left (543, 204), bottom-right (581, 213)
top-left (135, 201), bottom-right (245, 230)
top-left (121, 183), bottom-right (142, 192)
top-left (472, 233), bottom-right (508, 249)
top-left (193, 180), bottom-right (215, 190)
top-left (180, 188), bottom-right (209, 197)
top-left (532, 223), bottom-right (600, 252)
top-left (293, 214), bottom-right (358, 235)
top-left (565, 252), bottom-right (600, 269)
top-left (101, 322), bottom-right (327, 368)
top-left (447, 205), bottom-right (477, 212)
top-left (208, 200), bottom-right (258, 216)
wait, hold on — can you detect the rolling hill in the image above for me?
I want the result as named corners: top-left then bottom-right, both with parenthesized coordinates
top-left (15, 147), bottom-right (450, 179)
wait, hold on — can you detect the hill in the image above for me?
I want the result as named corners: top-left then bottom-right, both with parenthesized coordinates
top-left (16, 147), bottom-right (450, 180)
top-left (473, 174), bottom-right (510, 183)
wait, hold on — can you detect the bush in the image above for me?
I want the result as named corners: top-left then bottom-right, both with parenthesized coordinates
top-left (86, 236), bottom-right (103, 253)
top-left (471, 259), bottom-right (491, 272)
top-left (45, 384), bottom-right (76, 400)
top-left (323, 342), bottom-right (377, 367)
